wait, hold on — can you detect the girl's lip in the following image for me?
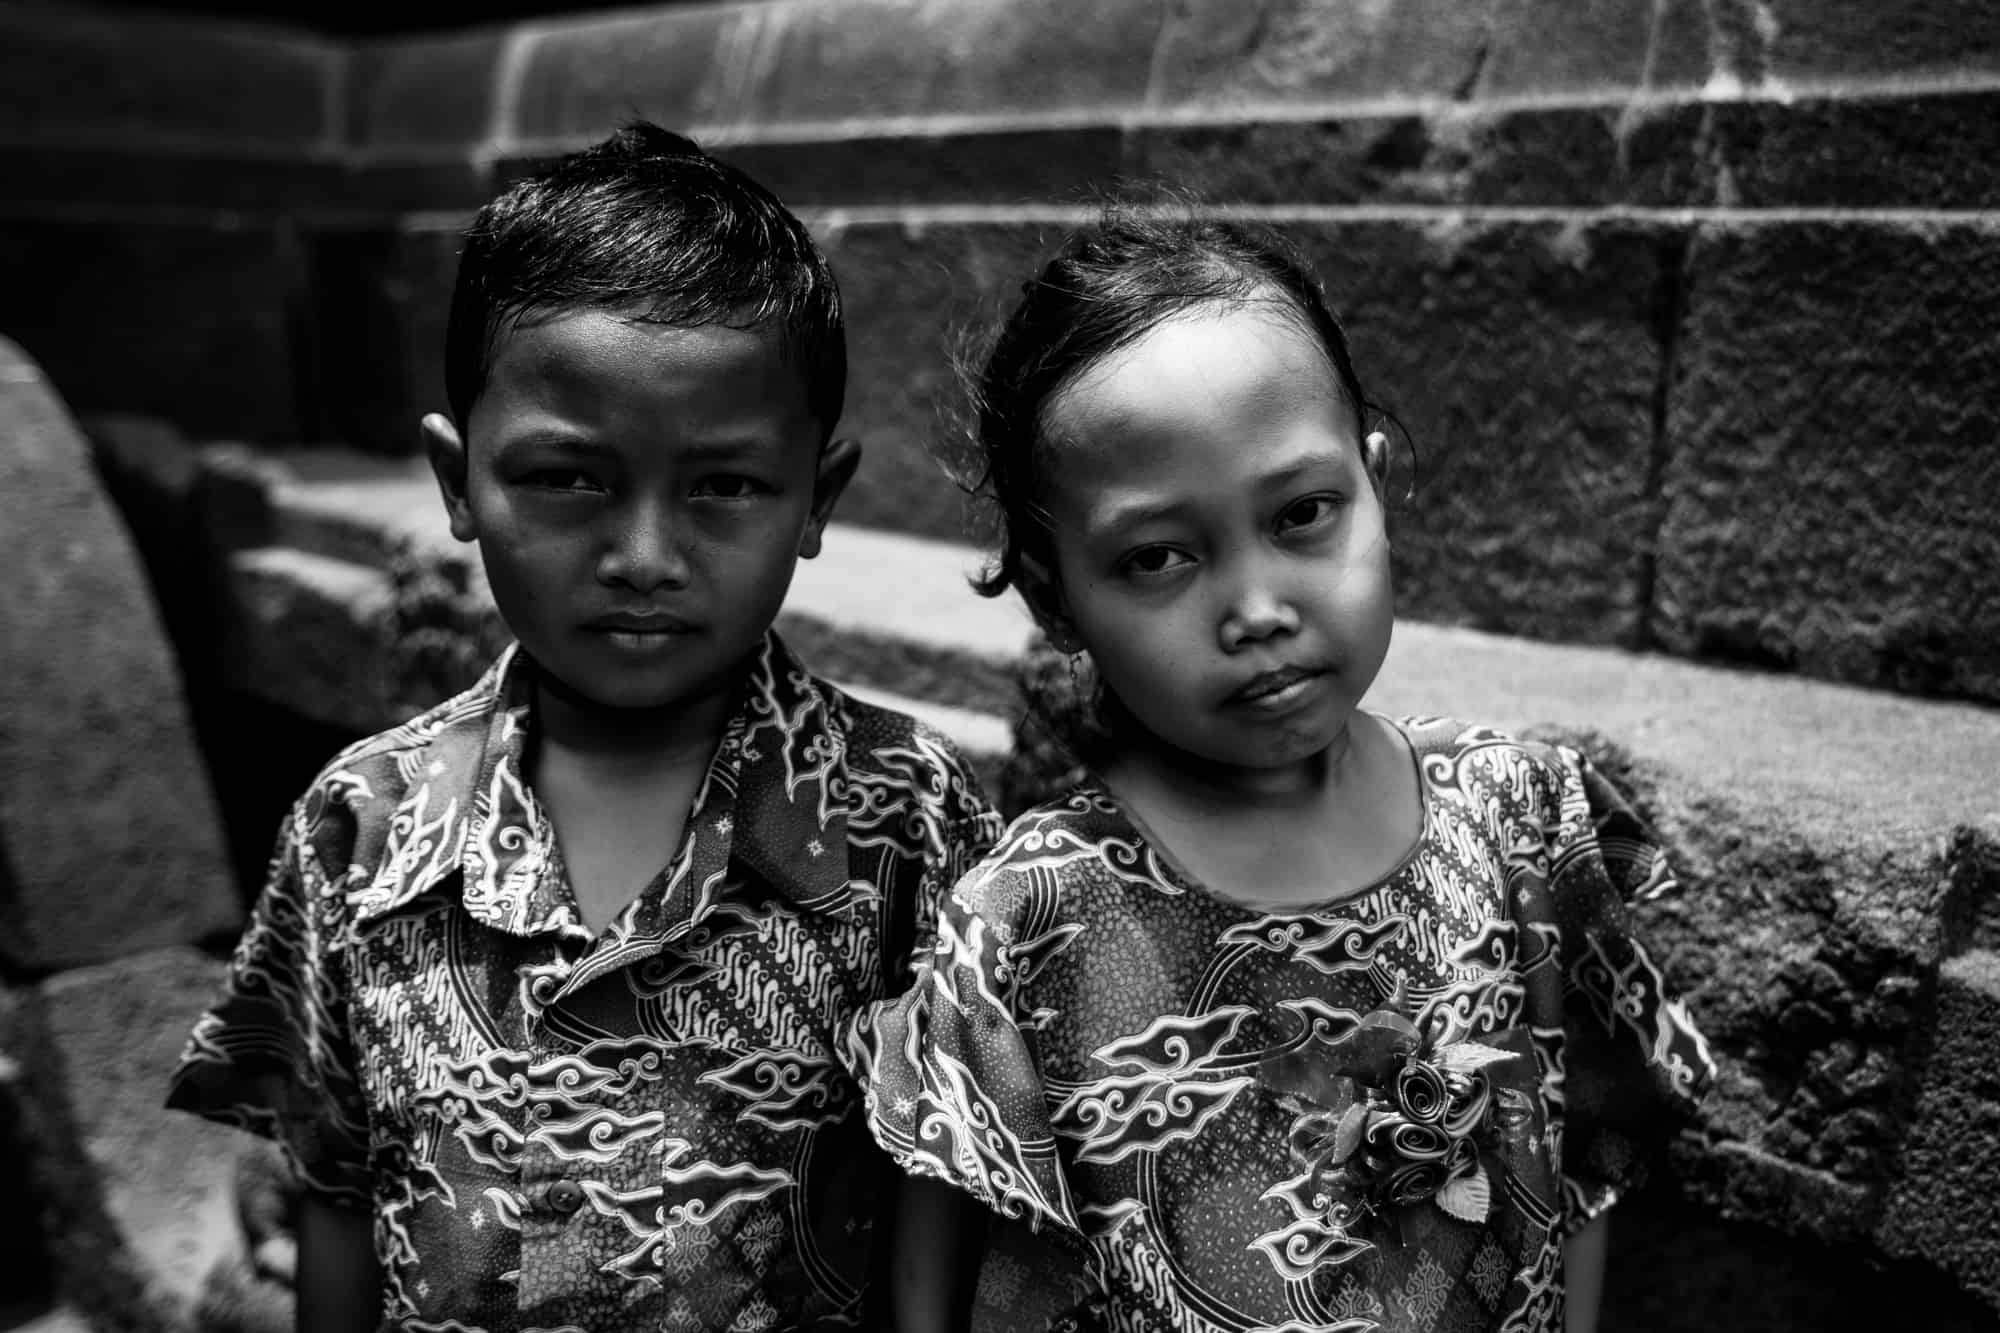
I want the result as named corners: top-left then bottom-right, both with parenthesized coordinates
top-left (1224, 666), bottom-right (1326, 711)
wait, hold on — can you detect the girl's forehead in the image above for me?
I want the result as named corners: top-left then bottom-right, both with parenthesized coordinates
top-left (1045, 300), bottom-right (1345, 438)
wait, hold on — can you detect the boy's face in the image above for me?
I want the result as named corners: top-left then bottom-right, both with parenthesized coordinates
top-left (426, 309), bottom-right (854, 723)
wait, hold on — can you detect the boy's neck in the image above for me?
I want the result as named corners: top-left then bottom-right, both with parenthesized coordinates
top-left (529, 664), bottom-right (740, 774)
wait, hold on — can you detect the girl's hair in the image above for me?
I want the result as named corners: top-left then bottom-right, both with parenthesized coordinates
top-left (948, 194), bottom-right (1393, 602)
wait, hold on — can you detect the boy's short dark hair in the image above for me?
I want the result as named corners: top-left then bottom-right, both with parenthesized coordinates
top-left (443, 121), bottom-right (846, 438)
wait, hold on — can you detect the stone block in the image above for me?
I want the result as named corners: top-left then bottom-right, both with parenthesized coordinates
top-left (0, 985), bottom-right (160, 1333)
top-left (814, 220), bottom-right (1065, 543)
top-left (744, 0), bottom-right (1167, 130)
top-left (219, 546), bottom-right (397, 735)
top-left (1129, 102), bottom-right (1709, 207)
top-left (40, 947), bottom-right (253, 1331)
top-left (0, 7), bottom-right (337, 148)
top-left (1294, 216), bottom-right (1667, 644)
top-left (1879, 950), bottom-right (2000, 1311)
top-left (1707, 91), bottom-right (2000, 209)
top-left (1721, 0), bottom-right (2000, 85)
top-left (0, 340), bottom-right (239, 973)
top-left (1477, 0), bottom-right (1706, 100)
top-left (346, 31), bottom-right (510, 152)
top-left (1152, 0), bottom-right (1491, 113)
top-left (0, 220), bottom-right (303, 442)
top-left (305, 223), bottom-right (461, 455)
top-left (0, 146), bottom-right (342, 215)
top-left (718, 128), bottom-right (1125, 207)
top-left (509, 4), bottom-right (766, 144)
top-left (1656, 219), bottom-right (2000, 703)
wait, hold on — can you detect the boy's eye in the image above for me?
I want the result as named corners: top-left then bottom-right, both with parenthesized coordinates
top-left (523, 468), bottom-right (602, 493)
top-left (1277, 493), bottom-right (1343, 532)
top-left (1119, 546), bottom-right (1193, 579)
top-left (693, 474), bottom-right (766, 500)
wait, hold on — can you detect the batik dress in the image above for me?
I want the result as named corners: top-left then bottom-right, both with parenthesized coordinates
top-left (846, 718), bottom-right (1714, 1333)
top-left (167, 634), bottom-right (1001, 1333)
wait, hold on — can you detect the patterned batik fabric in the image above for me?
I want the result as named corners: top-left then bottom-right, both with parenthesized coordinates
top-left (845, 719), bottom-right (1716, 1333)
top-left (166, 633), bottom-right (1003, 1333)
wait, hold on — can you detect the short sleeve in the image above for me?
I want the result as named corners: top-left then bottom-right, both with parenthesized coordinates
top-left (888, 739), bottom-right (1006, 982)
top-left (165, 805), bottom-right (373, 1207)
top-left (847, 870), bottom-right (1085, 1241)
top-left (1539, 747), bottom-right (1716, 1232)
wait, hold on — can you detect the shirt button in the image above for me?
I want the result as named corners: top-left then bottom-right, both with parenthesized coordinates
top-left (546, 1180), bottom-right (585, 1215)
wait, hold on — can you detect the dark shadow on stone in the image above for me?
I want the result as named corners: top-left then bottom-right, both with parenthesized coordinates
top-left (1603, 1182), bottom-right (2000, 1332)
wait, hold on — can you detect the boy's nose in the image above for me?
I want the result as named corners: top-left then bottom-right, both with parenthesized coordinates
top-left (597, 506), bottom-right (692, 592)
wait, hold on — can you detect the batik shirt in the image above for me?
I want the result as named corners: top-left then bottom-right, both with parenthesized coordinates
top-left (846, 719), bottom-right (1714, 1333)
top-left (167, 634), bottom-right (1002, 1333)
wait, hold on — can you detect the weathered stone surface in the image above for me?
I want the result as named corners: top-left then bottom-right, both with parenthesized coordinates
top-left (746, 0), bottom-right (1168, 129)
top-left (219, 546), bottom-right (396, 734)
top-left (347, 30), bottom-right (510, 151)
top-left (1707, 91), bottom-right (2000, 209)
top-left (1879, 950), bottom-right (2000, 1310)
top-left (0, 341), bottom-right (238, 972)
top-left (1152, 0), bottom-right (1491, 112)
top-left (719, 128), bottom-right (1125, 207)
top-left (40, 948), bottom-right (251, 1331)
top-left (1477, 0), bottom-right (1708, 99)
top-left (0, 146), bottom-right (343, 215)
top-left (0, 7), bottom-right (337, 148)
top-left (1603, 1180), bottom-right (2000, 1332)
top-left (814, 220), bottom-right (1064, 542)
top-left (1292, 217), bottom-right (1667, 644)
top-left (0, 221), bottom-right (302, 441)
top-left (1656, 219), bottom-right (2000, 703)
top-left (510, 5), bottom-right (763, 145)
top-left (305, 223), bottom-right (460, 455)
top-left (1129, 102), bottom-right (1709, 207)
top-left (1715, 0), bottom-right (2000, 85)
top-left (0, 985), bottom-right (160, 1333)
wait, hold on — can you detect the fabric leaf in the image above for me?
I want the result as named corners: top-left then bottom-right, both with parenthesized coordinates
top-left (1435, 1162), bottom-right (1492, 1224)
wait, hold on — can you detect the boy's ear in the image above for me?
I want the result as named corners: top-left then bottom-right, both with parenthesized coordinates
top-left (1018, 552), bottom-right (1081, 654)
top-left (422, 413), bottom-right (478, 543)
top-left (798, 436), bottom-right (861, 560)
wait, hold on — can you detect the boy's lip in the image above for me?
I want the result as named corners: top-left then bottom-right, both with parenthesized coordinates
top-left (585, 610), bottom-right (698, 634)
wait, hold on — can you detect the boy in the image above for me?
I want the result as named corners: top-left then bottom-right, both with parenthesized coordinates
top-left (167, 123), bottom-right (1002, 1333)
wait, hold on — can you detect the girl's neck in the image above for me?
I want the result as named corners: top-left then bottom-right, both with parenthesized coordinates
top-left (1102, 717), bottom-right (1359, 814)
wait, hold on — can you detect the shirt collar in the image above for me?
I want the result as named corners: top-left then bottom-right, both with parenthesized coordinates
top-left (346, 633), bottom-right (853, 936)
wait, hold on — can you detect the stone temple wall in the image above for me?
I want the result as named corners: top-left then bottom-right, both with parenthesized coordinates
top-left (1, 3), bottom-right (1998, 1332)
top-left (2, 0), bottom-right (1997, 704)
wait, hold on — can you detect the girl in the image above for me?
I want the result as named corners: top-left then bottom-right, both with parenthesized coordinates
top-left (848, 204), bottom-right (1715, 1333)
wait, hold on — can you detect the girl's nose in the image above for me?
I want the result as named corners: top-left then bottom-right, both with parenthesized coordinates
top-left (1218, 574), bottom-right (1301, 651)
top-left (597, 501), bottom-right (692, 592)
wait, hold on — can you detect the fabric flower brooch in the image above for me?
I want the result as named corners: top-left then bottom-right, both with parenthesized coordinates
top-left (1256, 983), bottom-right (1533, 1273)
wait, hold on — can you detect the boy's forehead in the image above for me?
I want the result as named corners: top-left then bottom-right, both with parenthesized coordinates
top-left (476, 308), bottom-right (820, 448)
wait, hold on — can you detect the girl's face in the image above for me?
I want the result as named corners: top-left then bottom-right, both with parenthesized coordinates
top-left (1037, 300), bottom-right (1394, 790)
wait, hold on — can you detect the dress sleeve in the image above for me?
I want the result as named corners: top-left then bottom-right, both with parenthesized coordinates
top-left (847, 864), bottom-right (1085, 1244)
top-left (164, 803), bottom-right (373, 1207)
top-left (1539, 746), bottom-right (1715, 1233)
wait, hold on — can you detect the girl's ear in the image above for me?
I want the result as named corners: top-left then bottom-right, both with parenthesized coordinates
top-left (1363, 430), bottom-right (1391, 491)
top-left (1018, 552), bottom-right (1082, 653)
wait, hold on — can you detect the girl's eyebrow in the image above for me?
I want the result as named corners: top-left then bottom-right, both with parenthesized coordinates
top-left (1091, 494), bottom-right (1193, 535)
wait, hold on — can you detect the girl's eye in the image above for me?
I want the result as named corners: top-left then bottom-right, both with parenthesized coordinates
top-left (1277, 493), bottom-right (1343, 533)
top-left (694, 474), bottom-right (765, 500)
top-left (1120, 546), bottom-right (1192, 579)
